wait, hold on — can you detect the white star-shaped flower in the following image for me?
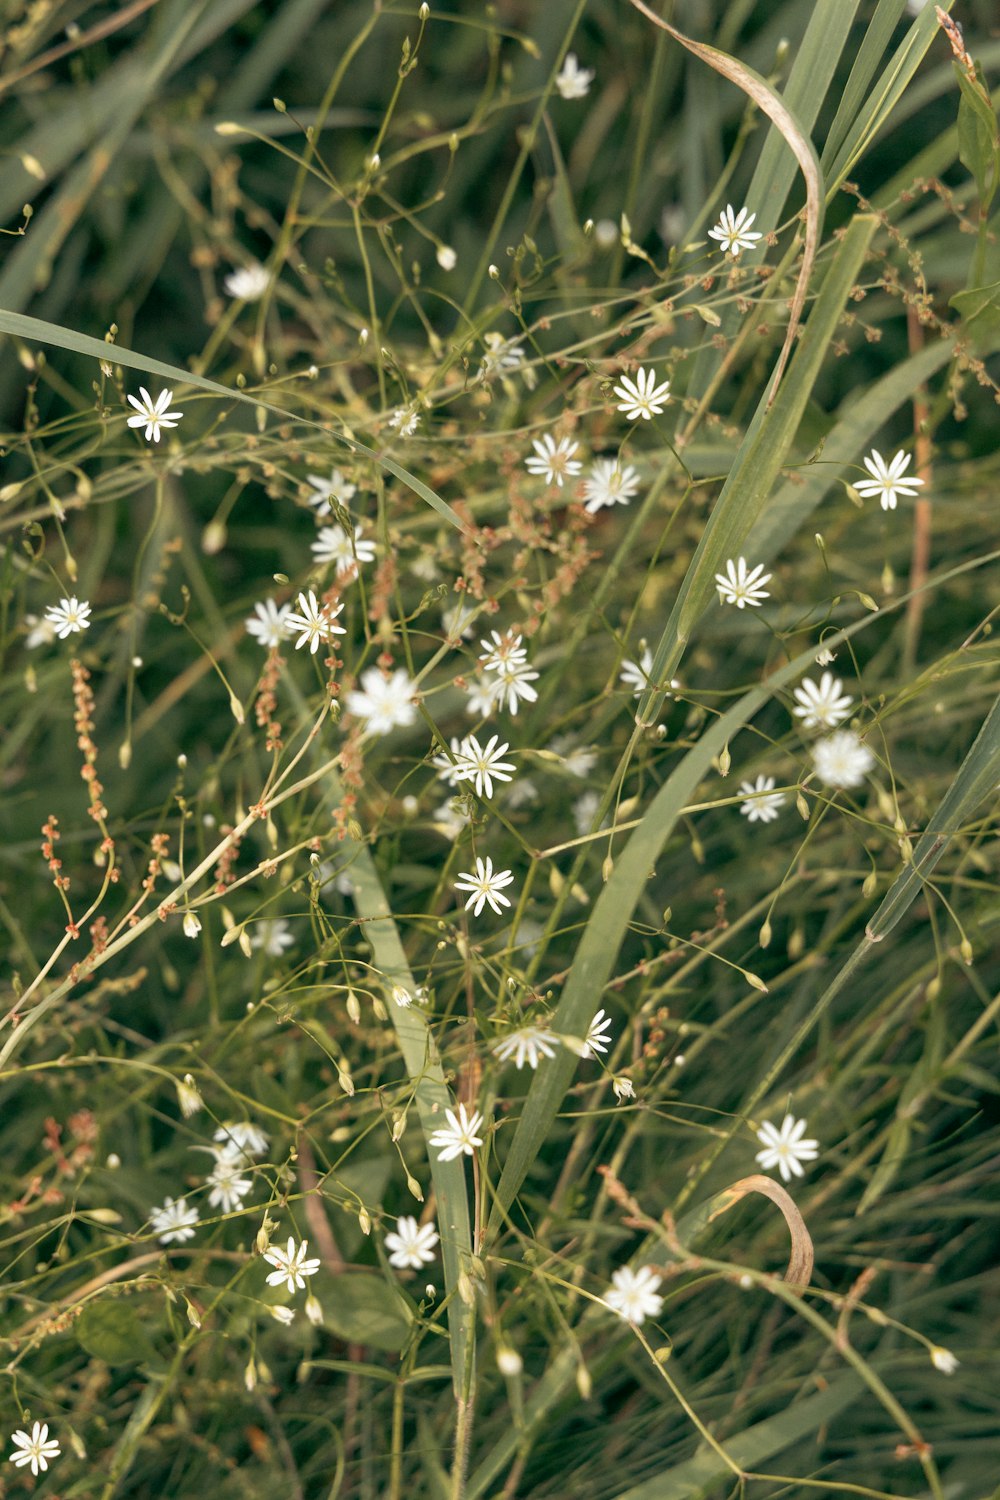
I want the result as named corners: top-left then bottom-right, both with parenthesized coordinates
top-left (428, 1102), bottom-right (485, 1161)
top-left (44, 596), bottom-right (91, 637)
top-left (792, 673), bottom-right (853, 730)
top-left (388, 406), bottom-right (420, 436)
top-left (489, 660), bottom-right (539, 714)
top-left (224, 262), bottom-right (270, 301)
top-left (263, 1236), bottom-right (321, 1293)
top-left (8, 1422), bottom-right (60, 1477)
top-left (738, 774), bottom-right (786, 823)
top-left (708, 203), bottom-right (763, 257)
top-left (454, 855), bottom-right (514, 917)
top-left (605, 1265), bottom-right (664, 1325)
top-left (754, 1114), bottom-right (819, 1183)
top-left (812, 730), bottom-right (874, 789)
top-left (581, 1009), bottom-right (613, 1057)
top-left (149, 1196), bottom-right (199, 1244)
top-left (854, 448), bottom-right (924, 511)
top-left (555, 52), bottom-right (594, 99)
top-left (213, 1121), bottom-right (269, 1161)
top-left (612, 367), bottom-right (672, 421)
top-left (492, 1026), bottom-right (560, 1070)
top-left (345, 667), bottom-right (418, 735)
top-left (126, 386), bottom-right (184, 442)
top-left (451, 734), bottom-right (516, 799)
top-left (715, 557), bottom-right (772, 609)
top-left (305, 467), bottom-right (358, 516)
top-left (524, 432), bottom-right (582, 488)
top-left (205, 1150), bottom-right (253, 1213)
top-left (245, 598), bottom-right (293, 648)
top-left (479, 629), bottom-right (528, 671)
top-left (385, 1215), bottom-right (439, 1269)
top-left (311, 523), bottom-right (376, 575)
top-left (284, 589), bottom-right (346, 654)
top-left (251, 918), bottom-right (294, 956)
top-left (583, 457), bottom-right (642, 512)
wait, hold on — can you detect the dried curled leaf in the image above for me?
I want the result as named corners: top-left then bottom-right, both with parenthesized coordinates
top-left (698, 1172), bottom-right (815, 1289)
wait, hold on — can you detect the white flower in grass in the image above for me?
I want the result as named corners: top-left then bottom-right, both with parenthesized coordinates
top-left (454, 856), bottom-right (514, 916)
top-left (605, 1265), bottom-right (664, 1325)
top-left (24, 613), bottom-right (57, 648)
top-left (583, 458), bottom-right (642, 512)
top-left (490, 660), bottom-right (539, 715)
top-left (465, 677), bottom-right (498, 716)
top-left (738, 774), bottom-right (786, 824)
top-left (555, 52), bottom-right (594, 99)
top-left (573, 790), bottom-right (602, 835)
top-left (251, 918), bottom-right (294, 956)
top-left (214, 1121), bottom-right (269, 1160)
top-left (263, 1236), bottom-right (321, 1294)
top-left (715, 557), bottom-right (771, 609)
top-left (245, 598), bottom-right (293, 648)
top-left (792, 673), bottom-right (853, 730)
top-left (311, 523), bottom-right (376, 575)
top-left (432, 736), bottom-right (466, 786)
top-left (506, 776), bottom-right (539, 809)
top-left (755, 1114), bottom-right (819, 1183)
top-left (612, 367), bottom-right (672, 421)
top-left (176, 1072), bottom-right (203, 1115)
top-left (582, 1009), bottom-right (613, 1057)
top-left (812, 731), bottom-right (875, 789)
top-left (619, 648), bottom-right (680, 700)
top-left (305, 467), bottom-right (357, 516)
top-left (428, 1102), bottom-right (485, 1161)
top-left (549, 736), bottom-right (598, 777)
top-left (149, 1196), bottom-right (199, 1244)
top-left (285, 589), bottom-right (346, 654)
top-left (224, 262), bottom-right (270, 301)
top-left (8, 1422), bottom-right (60, 1477)
top-left (432, 800), bottom-right (472, 840)
top-left (854, 448), bottom-right (924, 511)
top-left (708, 204), bottom-right (762, 257)
top-left (452, 734), bottom-right (516, 799)
top-left (492, 1026), bottom-right (560, 1070)
top-left (815, 645), bottom-right (837, 666)
top-left (481, 333), bottom-right (536, 388)
top-left (524, 432), bottom-right (582, 488)
top-left (44, 596), bottom-right (91, 637)
top-left (126, 386), bottom-right (183, 442)
top-left (388, 406), bottom-right (420, 436)
top-left (206, 1150), bottom-right (253, 1213)
top-left (930, 1346), bottom-right (959, 1375)
top-left (612, 1076), bottom-right (635, 1103)
top-left (436, 244), bottom-right (457, 271)
top-left (479, 629), bottom-right (528, 671)
top-left (345, 667), bottom-right (418, 735)
top-left (385, 1215), bottom-right (439, 1269)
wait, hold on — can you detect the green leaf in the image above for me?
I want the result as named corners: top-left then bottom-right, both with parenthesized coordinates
top-left (949, 279), bottom-right (1000, 342)
top-left (76, 1300), bottom-right (156, 1365)
top-left (318, 1272), bottom-right (413, 1351)
top-left (956, 63), bottom-right (1000, 208)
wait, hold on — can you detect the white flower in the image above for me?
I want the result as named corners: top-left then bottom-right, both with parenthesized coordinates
top-left (432, 736), bottom-right (466, 786)
top-left (489, 659), bottom-right (539, 714)
top-left (583, 457), bottom-right (641, 512)
top-left (479, 629), bottom-right (527, 671)
top-left (213, 1121), bottom-right (269, 1161)
top-left (224, 262), bottom-right (270, 300)
top-left (708, 203), bottom-right (763, 257)
top-left (305, 467), bottom-right (357, 517)
top-left (345, 667), bottom-right (418, 734)
top-left (505, 776), bottom-right (539, 809)
top-left (24, 612), bottom-right (57, 648)
top-left (311, 523), bottom-right (376, 575)
top-left (815, 645), bottom-right (837, 666)
top-left (285, 589), bottom-right (346, 653)
top-left (388, 406), bottom-right (420, 436)
top-left (428, 1102), bottom-right (485, 1161)
top-left (305, 1293), bottom-right (324, 1325)
top-left (620, 648), bottom-right (653, 695)
top-left (149, 1196), bottom-right (199, 1244)
top-left (582, 1009), bottom-right (613, 1057)
top-left (270, 1303), bottom-right (295, 1325)
top-left (251, 918), bottom-right (294, 957)
top-left (854, 448), bottom-right (924, 511)
top-left (738, 774), bottom-right (786, 824)
top-left (126, 386), bottom-right (183, 442)
top-left (176, 1073), bottom-right (203, 1116)
top-left (612, 1076), bottom-right (635, 1103)
top-left (555, 52), bottom-right (594, 99)
top-left (524, 432), bottom-right (582, 488)
top-left (263, 1236), bottom-right (321, 1293)
top-left (612, 367), bottom-right (671, 421)
top-left (465, 678), bottom-right (497, 716)
top-left (715, 557), bottom-right (772, 609)
top-left (496, 1345), bottom-right (523, 1376)
top-left (432, 799), bottom-right (472, 840)
top-left (245, 598), bottom-right (293, 648)
top-left (812, 731), bottom-right (875, 789)
top-left (792, 673), bottom-right (853, 730)
top-left (755, 1114), bottom-right (819, 1183)
top-left (573, 789), bottom-right (602, 834)
top-left (452, 734), bottom-right (516, 798)
top-left (436, 244), bottom-right (457, 271)
top-left (454, 856), bottom-right (515, 916)
top-left (206, 1150), bottom-right (253, 1212)
top-left (8, 1422), bottom-right (60, 1477)
top-left (481, 333), bottom-right (536, 388)
top-left (44, 596), bottom-right (91, 637)
top-left (492, 1026), bottom-right (560, 1070)
top-left (605, 1265), bottom-right (664, 1325)
top-left (385, 1215), bottom-right (439, 1269)
top-left (930, 1345), bottom-right (959, 1375)
top-left (549, 736), bottom-right (598, 777)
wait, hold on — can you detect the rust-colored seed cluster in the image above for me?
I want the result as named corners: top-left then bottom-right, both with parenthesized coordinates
top-left (41, 814), bottom-right (69, 892)
top-left (254, 648), bottom-right (285, 752)
top-left (71, 658), bottom-right (108, 825)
